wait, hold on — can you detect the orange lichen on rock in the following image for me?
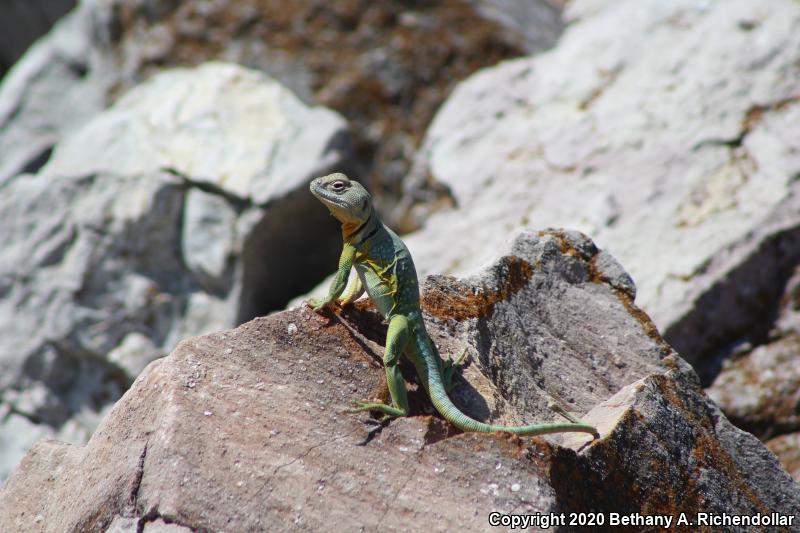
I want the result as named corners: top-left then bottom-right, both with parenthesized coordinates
top-left (421, 256), bottom-right (533, 321)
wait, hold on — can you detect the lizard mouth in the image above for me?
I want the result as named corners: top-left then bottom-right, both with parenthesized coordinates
top-left (311, 185), bottom-right (351, 211)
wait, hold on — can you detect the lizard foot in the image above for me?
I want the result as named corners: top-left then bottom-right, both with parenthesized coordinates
top-left (306, 297), bottom-right (334, 313)
top-left (346, 400), bottom-right (408, 419)
top-left (443, 347), bottom-right (470, 393)
top-left (547, 401), bottom-right (591, 426)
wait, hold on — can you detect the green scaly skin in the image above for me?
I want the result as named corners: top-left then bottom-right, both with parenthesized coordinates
top-left (309, 173), bottom-right (598, 437)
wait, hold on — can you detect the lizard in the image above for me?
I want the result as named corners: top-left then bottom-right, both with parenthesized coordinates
top-left (308, 172), bottom-right (598, 437)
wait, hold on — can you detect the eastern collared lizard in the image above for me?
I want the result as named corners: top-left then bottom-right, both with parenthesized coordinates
top-left (309, 173), bottom-right (597, 437)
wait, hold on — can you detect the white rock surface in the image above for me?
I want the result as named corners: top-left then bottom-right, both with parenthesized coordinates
top-left (181, 188), bottom-right (238, 288)
top-left (0, 0), bottom-right (117, 185)
top-left (405, 0), bottom-right (800, 368)
top-left (0, 63), bottom-right (350, 481)
top-left (43, 62), bottom-right (345, 204)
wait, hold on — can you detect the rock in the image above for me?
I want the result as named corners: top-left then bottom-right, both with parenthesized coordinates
top-left (403, 0), bottom-right (800, 380)
top-left (0, 413), bottom-right (51, 482)
top-left (0, 63), bottom-right (350, 482)
top-left (0, 0), bottom-right (564, 224)
top-left (42, 62), bottom-right (347, 205)
top-left (107, 516), bottom-right (191, 533)
top-left (467, 0), bottom-right (563, 53)
top-left (1, 231), bottom-right (797, 531)
top-left (707, 335), bottom-right (800, 439)
top-left (0, 0), bottom-right (116, 185)
top-left (767, 433), bottom-right (800, 483)
top-left (0, 170), bottom-right (219, 480)
top-left (708, 265), bottom-right (800, 477)
top-left (105, 0), bottom-right (565, 219)
top-left (0, 0), bottom-right (75, 75)
top-left (107, 333), bottom-right (164, 382)
top-left (420, 229), bottom-right (662, 420)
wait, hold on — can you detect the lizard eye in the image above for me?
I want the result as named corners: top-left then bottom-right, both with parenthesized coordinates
top-left (331, 180), bottom-right (345, 191)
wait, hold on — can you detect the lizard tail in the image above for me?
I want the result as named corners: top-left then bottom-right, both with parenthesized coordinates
top-left (420, 338), bottom-right (598, 437)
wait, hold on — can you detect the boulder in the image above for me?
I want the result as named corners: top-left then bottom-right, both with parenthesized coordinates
top-left (403, 0), bottom-right (800, 380)
top-left (708, 265), bottom-right (800, 481)
top-left (707, 334), bottom-right (800, 439)
top-left (0, 0), bottom-right (115, 185)
top-left (41, 61), bottom-right (347, 204)
top-left (0, 0), bottom-right (564, 223)
top-left (1, 231), bottom-right (797, 531)
top-left (0, 0), bottom-right (565, 482)
top-left (767, 433), bottom-right (800, 483)
top-left (102, 0), bottom-right (563, 219)
top-left (0, 62), bottom-right (350, 480)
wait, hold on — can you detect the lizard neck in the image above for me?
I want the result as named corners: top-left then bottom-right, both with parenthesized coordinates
top-left (342, 207), bottom-right (380, 244)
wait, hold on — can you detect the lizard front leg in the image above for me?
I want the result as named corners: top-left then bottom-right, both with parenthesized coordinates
top-left (338, 268), bottom-right (365, 305)
top-left (349, 314), bottom-right (411, 419)
top-left (308, 244), bottom-right (356, 312)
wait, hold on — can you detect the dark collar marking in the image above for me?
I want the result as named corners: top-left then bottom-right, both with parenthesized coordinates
top-left (350, 211), bottom-right (373, 238)
top-left (356, 223), bottom-right (381, 246)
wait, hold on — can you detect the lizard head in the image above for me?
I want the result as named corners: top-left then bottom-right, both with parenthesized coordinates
top-left (310, 173), bottom-right (373, 228)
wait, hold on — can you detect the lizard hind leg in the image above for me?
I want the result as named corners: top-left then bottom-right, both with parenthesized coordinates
top-left (442, 347), bottom-right (469, 393)
top-left (348, 315), bottom-right (412, 420)
top-left (547, 400), bottom-right (592, 426)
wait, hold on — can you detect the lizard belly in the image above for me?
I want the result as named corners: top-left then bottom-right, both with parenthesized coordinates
top-left (356, 265), bottom-right (395, 318)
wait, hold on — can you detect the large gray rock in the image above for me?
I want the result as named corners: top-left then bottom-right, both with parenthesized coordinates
top-left (1, 231), bottom-right (797, 531)
top-left (0, 0), bottom-right (115, 185)
top-left (767, 433), bottom-right (800, 482)
top-left (102, 0), bottom-right (564, 221)
top-left (708, 333), bottom-right (800, 439)
top-left (0, 62), bottom-right (350, 481)
top-left (403, 0), bottom-right (800, 378)
top-left (41, 62), bottom-right (345, 204)
top-left (708, 265), bottom-right (800, 480)
top-left (0, 0), bottom-right (564, 225)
